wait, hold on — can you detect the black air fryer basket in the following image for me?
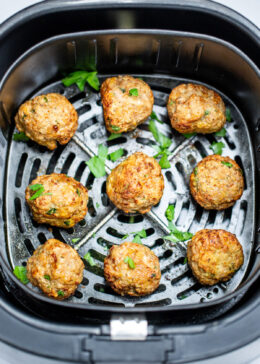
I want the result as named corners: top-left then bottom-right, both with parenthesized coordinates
top-left (0, 1), bottom-right (259, 362)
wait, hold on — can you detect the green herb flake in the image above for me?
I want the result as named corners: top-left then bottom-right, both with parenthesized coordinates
top-left (62, 70), bottom-right (100, 91)
top-left (29, 184), bottom-right (46, 200)
top-left (44, 96), bottom-right (48, 102)
top-left (98, 144), bottom-right (108, 161)
top-left (183, 257), bottom-right (188, 264)
top-left (178, 294), bottom-right (187, 300)
top-left (183, 132), bottom-right (197, 139)
top-left (163, 222), bottom-right (193, 243)
top-left (100, 287), bottom-right (105, 292)
top-left (159, 153), bottom-right (171, 169)
top-left (124, 256), bottom-right (135, 269)
top-left (221, 161), bottom-right (233, 168)
top-left (13, 266), bottom-right (29, 284)
top-left (92, 233), bottom-right (96, 238)
top-left (86, 146), bottom-right (107, 178)
top-left (44, 275), bottom-right (51, 280)
top-left (150, 111), bottom-right (163, 124)
top-left (121, 234), bottom-right (129, 240)
top-left (47, 208), bottom-right (56, 215)
top-left (76, 188), bottom-right (81, 196)
top-left (107, 133), bottom-right (122, 141)
top-left (108, 148), bottom-right (124, 162)
top-left (64, 220), bottom-right (71, 226)
top-left (226, 108), bottom-right (232, 122)
top-left (111, 125), bottom-right (120, 131)
top-left (129, 88), bottom-right (138, 96)
top-left (149, 120), bottom-right (171, 149)
top-left (13, 132), bottom-right (29, 142)
top-left (58, 290), bottom-right (64, 297)
top-left (71, 238), bottom-right (80, 244)
top-left (204, 110), bottom-right (210, 116)
top-left (120, 88), bottom-right (126, 93)
top-left (84, 252), bottom-right (95, 266)
top-left (96, 202), bottom-right (100, 208)
top-left (133, 235), bottom-right (142, 244)
top-left (129, 216), bottom-right (135, 224)
top-left (210, 141), bottom-right (225, 155)
top-left (165, 204), bottom-right (175, 222)
top-left (194, 167), bottom-right (198, 176)
top-left (214, 128), bottom-right (226, 137)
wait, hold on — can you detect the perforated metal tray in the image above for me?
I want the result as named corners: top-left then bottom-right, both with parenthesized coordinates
top-left (5, 74), bottom-right (255, 308)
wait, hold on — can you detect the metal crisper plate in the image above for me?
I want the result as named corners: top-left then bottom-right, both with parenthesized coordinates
top-left (5, 75), bottom-right (255, 308)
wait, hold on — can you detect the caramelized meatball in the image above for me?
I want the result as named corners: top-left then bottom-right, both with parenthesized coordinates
top-left (15, 93), bottom-right (78, 150)
top-left (106, 152), bottom-right (164, 214)
top-left (104, 242), bottom-right (161, 296)
top-left (27, 239), bottom-right (84, 300)
top-left (25, 173), bottom-right (88, 228)
top-left (187, 229), bottom-right (244, 285)
top-left (190, 155), bottom-right (244, 210)
top-left (101, 75), bottom-right (154, 133)
top-left (167, 83), bottom-right (226, 134)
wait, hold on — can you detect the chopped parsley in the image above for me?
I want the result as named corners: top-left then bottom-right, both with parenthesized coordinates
top-left (57, 290), bottom-right (64, 297)
top-left (133, 229), bottom-right (146, 244)
top-left (210, 141), bottom-right (225, 155)
top-left (86, 144), bottom-right (108, 178)
top-left (96, 202), bottom-right (100, 208)
top-left (76, 188), bottom-right (81, 196)
top-left (150, 111), bottom-right (163, 124)
top-left (47, 208), bottom-right (57, 215)
top-left (44, 275), bottom-right (51, 280)
top-left (163, 221), bottom-right (193, 243)
top-left (120, 88), bottom-right (126, 93)
top-left (111, 125), bottom-right (120, 131)
top-left (29, 184), bottom-right (51, 200)
top-left (71, 238), bottom-right (80, 244)
top-left (214, 128), bottom-right (226, 137)
top-left (64, 220), bottom-right (71, 226)
top-left (124, 256), bottom-right (135, 269)
top-left (44, 96), bottom-right (48, 102)
top-left (183, 132), bottom-right (196, 139)
top-left (84, 252), bottom-right (95, 266)
top-left (108, 148), bottom-right (124, 162)
top-left (149, 120), bottom-right (172, 169)
top-left (183, 257), bottom-right (188, 264)
top-left (226, 108), bottom-right (232, 122)
top-left (221, 161), bottom-right (233, 168)
top-left (194, 167), bottom-right (198, 176)
top-left (13, 132), bottom-right (29, 142)
top-left (121, 234), bottom-right (129, 240)
top-left (13, 266), bottom-right (29, 284)
top-left (129, 88), bottom-right (138, 96)
top-left (165, 204), bottom-right (175, 221)
top-left (62, 70), bottom-right (100, 91)
top-left (204, 110), bottom-right (210, 116)
top-left (107, 133), bottom-right (122, 141)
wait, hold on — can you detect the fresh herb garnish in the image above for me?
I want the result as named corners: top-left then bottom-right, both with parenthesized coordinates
top-left (163, 221), bottom-right (193, 243)
top-left (150, 111), bottom-right (163, 124)
top-left (129, 216), bottom-right (135, 224)
top-left (44, 96), bottom-right (48, 102)
top-left (165, 204), bottom-right (175, 222)
top-left (214, 128), bottom-right (226, 137)
top-left (129, 88), bottom-right (138, 96)
top-left (98, 144), bottom-right (108, 161)
top-left (71, 238), bottom-right (80, 244)
top-left (62, 70), bottom-right (100, 91)
top-left (92, 233), bottom-right (96, 238)
top-left (149, 120), bottom-right (172, 169)
top-left (44, 275), bottom-right (51, 280)
top-left (159, 152), bottom-right (171, 169)
top-left (124, 256), bottom-right (135, 269)
top-left (13, 132), bottom-right (29, 142)
top-left (86, 144), bottom-right (108, 178)
top-left (84, 252), bottom-right (95, 266)
top-left (108, 148), bottom-right (124, 162)
top-left (221, 161), bottom-right (233, 168)
top-left (183, 132), bottom-right (196, 139)
top-left (226, 108), bottom-right (232, 122)
top-left (121, 234), bottom-right (129, 240)
top-left (178, 294), bottom-right (187, 300)
top-left (183, 257), bottom-right (188, 264)
top-left (133, 235), bottom-right (142, 244)
top-left (194, 167), bottom-right (198, 176)
top-left (133, 229), bottom-right (146, 244)
top-left (13, 266), bottom-right (29, 284)
top-left (111, 125), bottom-right (120, 131)
top-left (47, 208), bottom-right (56, 215)
top-left (210, 141), bottom-right (225, 155)
top-left (29, 184), bottom-right (46, 200)
top-left (96, 202), bottom-right (100, 208)
top-left (76, 188), bottom-right (81, 196)
top-left (58, 290), bottom-right (64, 297)
top-left (120, 88), bottom-right (126, 93)
top-left (204, 110), bottom-right (210, 116)
top-left (107, 133), bottom-right (122, 141)
top-left (64, 220), bottom-right (71, 226)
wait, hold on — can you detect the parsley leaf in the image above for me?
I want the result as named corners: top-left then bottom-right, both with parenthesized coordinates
top-left (129, 88), bottom-right (138, 96)
top-left (121, 234), bottom-right (129, 240)
top-left (194, 167), bottom-right (198, 176)
top-left (58, 290), bottom-right (64, 297)
top-left (214, 128), bottom-right (226, 137)
top-left (111, 125), bottom-right (120, 131)
top-left (71, 238), bottom-right (80, 244)
top-left (204, 110), bottom-right (210, 115)
top-left (108, 133), bottom-right (122, 141)
top-left (98, 144), bottom-right (108, 161)
top-left (44, 275), bottom-right (51, 280)
top-left (226, 108), bottom-right (232, 122)
top-left (124, 256), bottom-right (135, 269)
top-left (163, 222), bottom-right (193, 243)
top-left (221, 161), bottom-right (233, 168)
top-left (159, 152), bottom-right (171, 169)
top-left (210, 141), bottom-right (225, 155)
top-left (132, 229), bottom-right (146, 244)
top-left (183, 132), bottom-right (196, 139)
top-left (13, 266), bottom-right (29, 284)
top-left (108, 148), bottom-right (124, 162)
top-left (150, 111), bottom-right (163, 124)
top-left (165, 204), bottom-right (175, 221)
top-left (86, 156), bottom-right (106, 178)
top-left (47, 208), bottom-right (57, 215)
top-left (183, 257), bottom-right (188, 264)
top-left (13, 132), bottom-right (29, 142)
top-left (29, 184), bottom-right (46, 200)
top-left (133, 235), bottom-right (142, 244)
top-left (64, 220), bottom-right (71, 226)
top-left (84, 252), bottom-right (95, 266)
top-left (62, 70), bottom-right (99, 91)
top-left (149, 120), bottom-right (171, 149)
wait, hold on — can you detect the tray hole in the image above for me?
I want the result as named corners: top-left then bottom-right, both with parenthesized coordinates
top-left (187, 154), bottom-right (197, 169)
top-left (46, 146), bottom-right (65, 174)
top-left (74, 161), bottom-right (87, 181)
top-left (146, 227), bottom-right (155, 237)
top-left (22, 261), bottom-right (27, 267)
top-left (79, 219), bottom-right (86, 226)
top-left (107, 136), bottom-right (127, 147)
top-left (38, 232), bottom-right (47, 244)
top-left (106, 227), bottom-right (124, 239)
top-left (24, 238), bottom-right (35, 255)
top-left (89, 249), bottom-right (106, 262)
top-left (177, 283), bottom-right (201, 300)
top-left (193, 205), bottom-right (204, 223)
top-left (161, 249), bottom-right (173, 260)
top-left (151, 238), bottom-right (164, 249)
top-left (223, 206), bottom-right (232, 224)
top-left (136, 137), bottom-right (156, 147)
top-left (85, 172), bottom-right (95, 190)
top-left (84, 261), bottom-right (104, 277)
top-left (135, 298), bottom-right (171, 307)
top-left (88, 197), bottom-right (97, 217)
top-left (29, 158), bottom-right (41, 183)
top-left (81, 277), bottom-right (89, 286)
top-left (138, 124), bottom-right (150, 131)
top-left (14, 197), bottom-right (25, 233)
top-left (74, 290), bottom-right (83, 299)
top-left (206, 210), bottom-right (217, 227)
top-left (234, 155), bottom-right (247, 190)
top-left (154, 284), bottom-right (166, 294)
top-left (88, 297), bottom-right (124, 307)
top-left (175, 162), bottom-right (187, 183)
top-left (171, 270), bottom-right (191, 285)
top-left (194, 140), bottom-right (207, 158)
top-left (97, 237), bottom-right (113, 251)
top-left (65, 227), bottom-right (74, 235)
top-left (101, 181), bottom-right (109, 206)
top-left (52, 228), bottom-right (66, 243)
top-left (68, 92), bottom-right (86, 104)
top-left (90, 128), bottom-right (106, 139)
top-left (96, 99), bottom-right (102, 107)
top-left (77, 117), bottom-right (98, 133)
top-left (61, 153), bottom-right (76, 174)
top-left (31, 219), bottom-right (40, 228)
top-left (223, 134), bottom-right (236, 150)
top-left (117, 214), bottom-right (144, 224)
top-left (77, 104), bottom-right (91, 116)
top-left (94, 283), bottom-right (114, 294)
top-left (255, 118), bottom-right (260, 131)
top-left (236, 200), bottom-right (247, 235)
top-left (213, 287), bottom-right (219, 294)
top-left (165, 171), bottom-right (177, 191)
top-left (233, 124), bottom-right (239, 130)
top-left (15, 153), bottom-right (28, 187)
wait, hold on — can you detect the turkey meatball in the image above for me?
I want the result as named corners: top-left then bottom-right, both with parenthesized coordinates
top-left (187, 229), bottom-right (244, 285)
top-left (106, 152), bottom-right (164, 214)
top-left (104, 242), bottom-right (161, 296)
top-left (190, 155), bottom-right (244, 210)
top-left (25, 173), bottom-right (88, 228)
top-left (100, 75), bottom-right (154, 133)
top-left (27, 239), bottom-right (84, 300)
top-left (15, 93), bottom-right (78, 150)
top-left (167, 83), bottom-right (226, 134)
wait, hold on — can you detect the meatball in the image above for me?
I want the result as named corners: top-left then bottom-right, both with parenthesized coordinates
top-left (167, 83), bottom-right (226, 134)
top-left (15, 93), bottom-right (78, 150)
top-left (25, 173), bottom-right (88, 228)
top-left (190, 155), bottom-right (244, 210)
top-left (106, 152), bottom-right (164, 214)
top-left (104, 242), bottom-right (161, 296)
top-left (187, 229), bottom-right (244, 285)
top-left (100, 75), bottom-right (154, 133)
top-left (27, 239), bottom-right (84, 300)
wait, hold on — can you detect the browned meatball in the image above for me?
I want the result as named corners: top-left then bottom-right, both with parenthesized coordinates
top-left (106, 152), bottom-right (164, 214)
top-left (27, 239), bottom-right (84, 300)
top-left (167, 83), bottom-right (226, 134)
top-left (187, 229), bottom-right (244, 285)
top-left (190, 155), bottom-right (244, 210)
top-left (100, 75), bottom-right (154, 133)
top-left (104, 242), bottom-right (161, 296)
top-left (15, 93), bottom-right (78, 150)
top-left (25, 173), bottom-right (88, 228)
